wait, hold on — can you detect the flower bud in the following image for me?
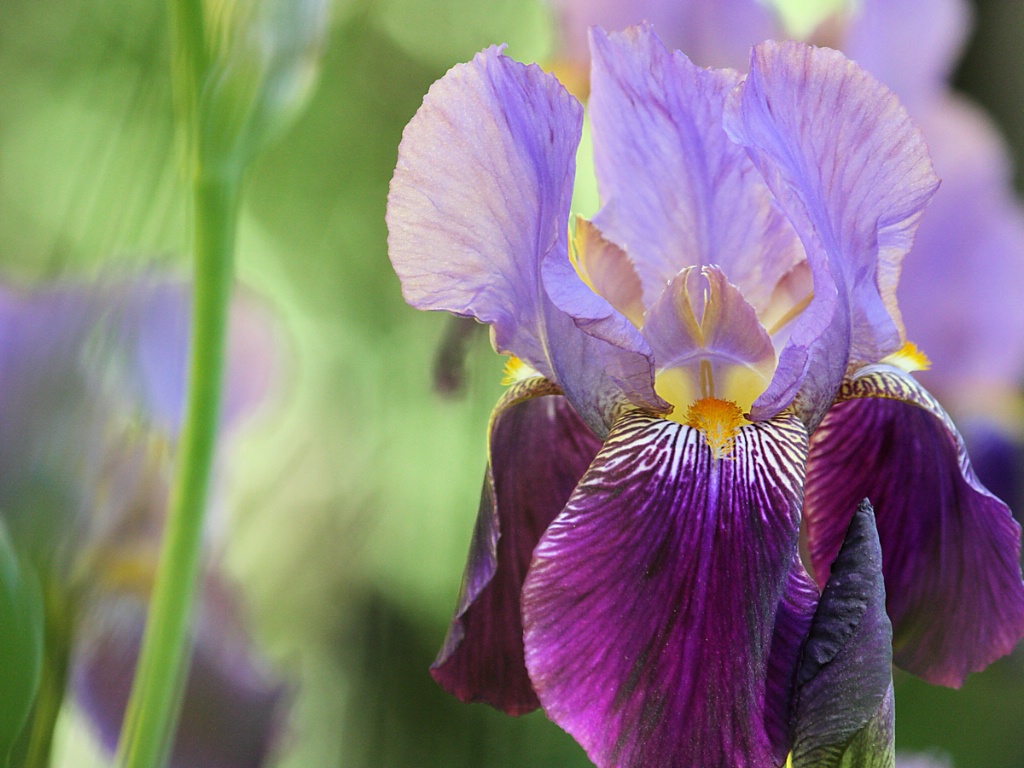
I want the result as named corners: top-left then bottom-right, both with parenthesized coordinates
top-left (200, 0), bottom-right (329, 172)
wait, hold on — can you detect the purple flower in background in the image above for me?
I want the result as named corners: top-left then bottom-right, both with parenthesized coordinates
top-left (74, 572), bottom-right (285, 768)
top-left (0, 277), bottom-right (284, 767)
top-left (388, 24), bottom-right (1024, 767)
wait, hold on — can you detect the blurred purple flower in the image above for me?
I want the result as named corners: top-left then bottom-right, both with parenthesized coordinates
top-left (74, 571), bottom-right (285, 768)
top-left (388, 23), bottom-right (1024, 766)
top-left (0, 276), bottom-right (285, 767)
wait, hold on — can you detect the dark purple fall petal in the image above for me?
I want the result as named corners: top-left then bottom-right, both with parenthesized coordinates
top-left (804, 368), bottom-right (1024, 686)
top-left (387, 45), bottom-right (661, 433)
top-left (726, 42), bottom-right (939, 427)
top-left (792, 501), bottom-right (895, 768)
top-left (432, 380), bottom-right (600, 715)
top-left (522, 411), bottom-right (808, 768)
top-left (960, 419), bottom-right (1024, 521)
top-left (588, 25), bottom-right (803, 311)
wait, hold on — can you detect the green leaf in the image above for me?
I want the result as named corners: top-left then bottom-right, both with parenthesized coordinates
top-left (0, 523), bottom-right (44, 765)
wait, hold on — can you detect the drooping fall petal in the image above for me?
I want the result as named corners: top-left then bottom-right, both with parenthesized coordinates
top-left (804, 367), bottom-right (1024, 686)
top-left (522, 410), bottom-right (808, 767)
top-left (431, 379), bottom-right (601, 714)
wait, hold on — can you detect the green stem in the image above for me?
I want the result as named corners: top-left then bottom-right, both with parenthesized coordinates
top-left (116, 171), bottom-right (238, 768)
top-left (17, 579), bottom-right (74, 768)
top-left (114, 1), bottom-right (243, 765)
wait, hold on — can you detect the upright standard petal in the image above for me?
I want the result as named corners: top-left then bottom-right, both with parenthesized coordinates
top-left (432, 379), bottom-right (601, 715)
top-left (589, 25), bottom-right (803, 311)
top-left (791, 501), bottom-right (895, 768)
top-left (804, 366), bottom-right (1024, 686)
top-left (550, 0), bottom-right (780, 74)
top-left (522, 410), bottom-right (808, 768)
top-left (388, 46), bottom-right (581, 376)
top-left (726, 42), bottom-right (939, 425)
top-left (387, 45), bottom-right (660, 432)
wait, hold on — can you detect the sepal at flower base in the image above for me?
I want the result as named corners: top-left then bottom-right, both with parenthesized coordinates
top-left (791, 501), bottom-right (895, 768)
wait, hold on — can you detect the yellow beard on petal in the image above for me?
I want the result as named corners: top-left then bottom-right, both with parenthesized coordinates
top-left (502, 355), bottom-right (540, 385)
top-left (685, 397), bottom-right (746, 460)
top-left (881, 340), bottom-right (931, 373)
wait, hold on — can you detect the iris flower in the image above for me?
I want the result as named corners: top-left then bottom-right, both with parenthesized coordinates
top-left (387, 25), bottom-right (1024, 768)
top-left (548, 0), bottom-right (1024, 515)
top-left (0, 278), bottom-right (283, 767)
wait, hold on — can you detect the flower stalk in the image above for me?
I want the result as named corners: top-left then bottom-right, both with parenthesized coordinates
top-left (115, 1), bottom-right (240, 766)
top-left (116, 172), bottom-right (238, 768)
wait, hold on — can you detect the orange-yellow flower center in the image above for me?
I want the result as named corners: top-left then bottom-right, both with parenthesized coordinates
top-left (685, 397), bottom-right (746, 460)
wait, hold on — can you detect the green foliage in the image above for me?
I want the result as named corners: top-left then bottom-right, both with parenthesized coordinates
top-left (0, 524), bottom-right (44, 767)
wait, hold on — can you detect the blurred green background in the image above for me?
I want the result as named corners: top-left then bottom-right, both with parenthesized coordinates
top-left (1, 0), bottom-right (1022, 765)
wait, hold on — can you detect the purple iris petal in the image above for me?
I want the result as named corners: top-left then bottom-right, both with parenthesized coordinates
top-left (588, 25), bottom-right (803, 311)
top-left (642, 266), bottom-right (776, 411)
top-left (111, 280), bottom-right (280, 432)
top-left (960, 418), bottom-right (1024, 520)
top-left (0, 288), bottom-right (113, 557)
top-left (0, 279), bottom-right (276, 571)
top-left (897, 96), bottom-right (1024, 393)
top-left (387, 45), bottom-right (577, 378)
top-left (764, 557), bottom-right (819, 764)
top-left (551, 0), bottom-right (780, 72)
top-left (792, 501), bottom-right (894, 768)
top-left (387, 45), bottom-right (661, 433)
top-left (804, 368), bottom-right (1024, 686)
top-left (432, 382), bottom-right (600, 714)
top-left (726, 41), bottom-right (939, 426)
top-left (522, 410), bottom-right (808, 768)
top-left (75, 575), bottom-right (286, 768)
top-left (844, 0), bottom-right (971, 107)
